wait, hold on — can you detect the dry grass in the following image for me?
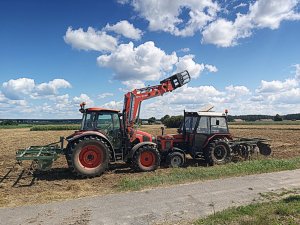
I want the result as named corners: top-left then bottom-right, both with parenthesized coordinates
top-left (0, 124), bottom-right (300, 208)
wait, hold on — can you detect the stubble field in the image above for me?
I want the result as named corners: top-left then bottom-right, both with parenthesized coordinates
top-left (0, 124), bottom-right (300, 208)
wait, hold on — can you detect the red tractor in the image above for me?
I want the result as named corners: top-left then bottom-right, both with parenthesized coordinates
top-left (16, 71), bottom-right (191, 177)
top-left (157, 109), bottom-right (272, 167)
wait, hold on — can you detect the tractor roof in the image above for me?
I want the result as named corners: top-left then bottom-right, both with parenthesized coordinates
top-left (86, 107), bottom-right (119, 113)
top-left (197, 111), bottom-right (226, 117)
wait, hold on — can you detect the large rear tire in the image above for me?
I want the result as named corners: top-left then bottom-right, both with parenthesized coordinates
top-left (204, 139), bottom-right (231, 166)
top-left (132, 145), bottom-right (161, 172)
top-left (66, 137), bottom-right (109, 178)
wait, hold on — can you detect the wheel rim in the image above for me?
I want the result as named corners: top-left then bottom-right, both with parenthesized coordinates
top-left (214, 145), bottom-right (227, 161)
top-left (140, 151), bottom-right (155, 167)
top-left (79, 145), bottom-right (103, 168)
top-left (171, 155), bottom-right (182, 167)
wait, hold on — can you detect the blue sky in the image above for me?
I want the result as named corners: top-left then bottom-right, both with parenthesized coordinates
top-left (1, 0), bottom-right (300, 119)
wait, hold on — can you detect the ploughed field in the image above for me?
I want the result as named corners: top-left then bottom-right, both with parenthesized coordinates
top-left (0, 124), bottom-right (300, 207)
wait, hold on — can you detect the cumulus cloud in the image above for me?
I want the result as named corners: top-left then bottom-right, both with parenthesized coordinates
top-left (256, 79), bottom-right (298, 93)
top-left (34, 79), bottom-right (71, 97)
top-left (97, 41), bottom-right (178, 81)
top-left (97, 41), bottom-right (217, 82)
top-left (119, 0), bottom-right (300, 47)
top-left (175, 55), bottom-right (218, 78)
top-left (73, 93), bottom-right (94, 106)
top-left (102, 100), bottom-right (123, 111)
top-left (64, 27), bottom-right (118, 52)
top-left (104, 20), bottom-right (142, 40)
top-left (2, 78), bottom-right (35, 100)
top-left (1, 78), bottom-right (71, 100)
top-left (202, 0), bottom-right (300, 47)
top-left (129, 0), bottom-right (219, 37)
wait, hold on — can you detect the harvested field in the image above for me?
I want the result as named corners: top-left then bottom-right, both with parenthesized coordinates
top-left (0, 124), bottom-right (300, 208)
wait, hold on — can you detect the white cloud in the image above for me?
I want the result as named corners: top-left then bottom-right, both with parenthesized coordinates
top-left (73, 93), bottom-right (94, 107)
top-left (2, 78), bottom-right (35, 100)
top-left (257, 79), bottom-right (298, 93)
top-left (34, 79), bottom-right (71, 97)
top-left (102, 100), bottom-right (123, 111)
top-left (205, 64), bottom-right (218, 73)
top-left (226, 85), bottom-right (250, 95)
top-left (97, 41), bottom-right (178, 81)
top-left (121, 80), bottom-right (145, 90)
top-left (120, 0), bottom-right (300, 47)
top-left (104, 20), bottom-right (142, 40)
top-left (97, 41), bottom-right (216, 83)
top-left (250, 0), bottom-right (300, 29)
top-left (202, 0), bottom-right (300, 47)
top-left (64, 27), bottom-right (118, 52)
top-left (98, 92), bottom-right (114, 99)
top-left (129, 0), bottom-right (219, 37)
top-left (175, 55), bottom-right (218, 78)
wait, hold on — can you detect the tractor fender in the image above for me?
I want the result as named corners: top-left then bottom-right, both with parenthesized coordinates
top-left (128, 141), bottom-right (157, 160)
top-left (66, 131), bottom-right (115, 157)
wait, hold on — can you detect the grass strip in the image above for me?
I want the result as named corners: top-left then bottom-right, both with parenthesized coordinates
top-left (30, 125), bottom-right (80, 131)
top-left (0, 124), bottom-right (33, 129)
top-left (117, 158), bottom-right (300, 191)
top-left (195, 194), bottom-right (300, 225)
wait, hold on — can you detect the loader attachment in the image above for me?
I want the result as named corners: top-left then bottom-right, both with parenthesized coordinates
top-left (160, 70), bottom-right (191, 89)
top-left (16, 137), bottom-right (64, 171)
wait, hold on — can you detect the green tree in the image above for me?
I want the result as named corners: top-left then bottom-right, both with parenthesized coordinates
top-left (160, 115), bottom-right (170, 123)
top-left (163, 115), bottom-right (183, 128)
top-left (274, 114), bottom-right (283, 121)
top-left (148, 117), bottom-right (156, 124)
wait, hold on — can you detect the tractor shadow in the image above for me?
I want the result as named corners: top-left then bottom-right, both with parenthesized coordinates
top-left (11, 158), bottom-right (211, 185)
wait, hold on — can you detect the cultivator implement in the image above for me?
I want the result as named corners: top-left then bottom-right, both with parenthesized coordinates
top-left (16, 137), bottom-right (64, 171)
top-left (229, 137), bottom-right (272, 160)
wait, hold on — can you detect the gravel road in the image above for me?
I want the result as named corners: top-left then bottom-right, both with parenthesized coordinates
top-left (1, 169), bottom-right (300, 225)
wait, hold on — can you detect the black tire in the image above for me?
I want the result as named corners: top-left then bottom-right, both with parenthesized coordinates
top-left (132, 145), bottom-right (161, 172)
top-left (66, 137), bottom-right (109, 178)
top-left (166, 152), bottom-right (185, 168)
top-left (204, 140), bottom-right (231, 166)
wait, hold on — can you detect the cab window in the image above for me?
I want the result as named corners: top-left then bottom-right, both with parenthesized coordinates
top-left (196, 116), bottom-right (210, 134)
top-left (211, 117), bottom-right (228, 133)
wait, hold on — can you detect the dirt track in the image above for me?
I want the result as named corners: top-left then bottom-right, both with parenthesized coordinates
top-left (1, 169), bottom-right (300, 225)
top-left (1, 125), bottom-right (300, 208)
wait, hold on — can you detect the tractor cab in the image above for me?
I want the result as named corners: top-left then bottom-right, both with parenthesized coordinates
top-left (78, 104), bottom-right (123, 150)
top-left (181, 111), bottom-right (231, 154)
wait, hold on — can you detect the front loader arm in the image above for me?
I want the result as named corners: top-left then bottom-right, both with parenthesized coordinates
top-left (123, 70), bottom-right (190, 138)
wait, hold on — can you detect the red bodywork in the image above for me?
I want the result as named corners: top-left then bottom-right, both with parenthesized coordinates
top-left (157, 133), bottom-right (233, 153)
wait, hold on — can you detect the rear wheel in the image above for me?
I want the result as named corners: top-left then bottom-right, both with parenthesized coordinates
top-left (132, 145), bottom-right (160, 172)
top-left (166, 152), bottom-right (185, 168)
top-left (66, 137), bottom-right (109, 178)
top-left (205, 140), bottom-right (231, 166)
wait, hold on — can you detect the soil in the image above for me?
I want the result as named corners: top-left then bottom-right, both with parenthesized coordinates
top-left (0, 125), bottom-right (299, 208)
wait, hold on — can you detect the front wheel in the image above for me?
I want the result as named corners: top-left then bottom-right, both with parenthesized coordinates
top-left (132, 145), bottom-right (161, 172)
top-left (166, 152), bottom-right (185, 168)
